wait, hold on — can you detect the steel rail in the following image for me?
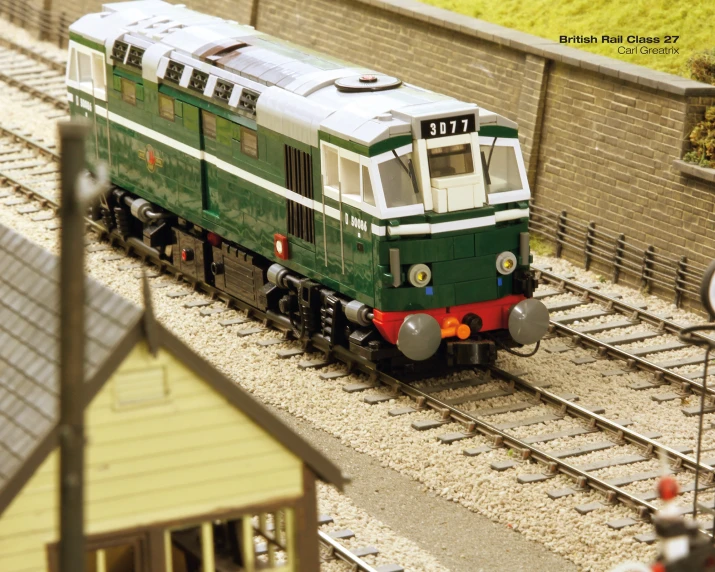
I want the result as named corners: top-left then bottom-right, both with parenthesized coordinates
top-left (0, 35), bottom-right (66, 73)
top-left (0, 171), bottom-right (59, 210)
top-left (536, 266), bottom-right (712, 343)
top-left (370, 367), bottom-right (662, 517)
top-left (535, 267), bottom-right (715, 400)
top-left (318, 531), bottom-right (381, 572)
top-left (491, 367), bottom-right (715, 479)
top-left (0, 123), bottom-right (60, 161)
top-left (0, 64), bottom-right (68, 110)
top-left (551, 320), bottom-right (715, 401)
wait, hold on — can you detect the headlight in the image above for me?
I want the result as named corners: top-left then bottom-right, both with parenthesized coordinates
top-left (496, 251), bottom-right (517, 275)
top-left (408, 263), bottom-right (431, 287)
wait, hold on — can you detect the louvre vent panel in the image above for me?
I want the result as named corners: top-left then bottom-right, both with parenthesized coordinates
top-left (213, 79), bottom-right (234, 102)
top-left (164, 60), bottom-right (185, 83)
top-left (189, 69), bottom-right (209, 92)
top-left (238, 88), bottom-right (259, 118)
top-left (126, 46), bottom-right (145, 69)
top-left (112, 40), bottom-right (128, 63)
top-left (285, 145), bottom-right (315, 244)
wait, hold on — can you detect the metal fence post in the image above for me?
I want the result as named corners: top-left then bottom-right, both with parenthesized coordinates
top-left (555, 210), bottom-right (567, 258)
top-left (584, 221), bottom-right (596, 270)
top-left (641, 245), bottom-right (655, 294)
top-left (612, 233), bottom-right (625, 284)
top-left (674, 256), bottom-right (687, 308)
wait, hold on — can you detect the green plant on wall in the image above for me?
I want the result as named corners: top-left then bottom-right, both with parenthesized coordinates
top-left (683, 106), bottom-right (715, 169)
top-left (686, 48), bottom-right (715, 85)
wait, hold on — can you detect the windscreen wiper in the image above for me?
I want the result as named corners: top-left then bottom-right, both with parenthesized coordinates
top-left (392, 150), bottom-right (420, 195)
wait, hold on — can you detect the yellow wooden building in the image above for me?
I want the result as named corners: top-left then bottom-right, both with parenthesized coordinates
top-left (0, 223), bottom-right (347, 572)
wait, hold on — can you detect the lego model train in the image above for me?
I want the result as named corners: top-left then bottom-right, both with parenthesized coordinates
top-left (66, 1), bottom-right (549, 372)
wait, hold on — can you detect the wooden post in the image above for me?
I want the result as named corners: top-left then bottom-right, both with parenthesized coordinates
top-left (58, 120), bottom-right (90, 572)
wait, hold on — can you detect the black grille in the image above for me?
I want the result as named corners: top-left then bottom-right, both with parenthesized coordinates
top-left (285, 145), bottom-right (314, 244)
top-left (213, 79), bottom-right (234, 102)
top-left (238, 88), bottom-right (259, 118)
top-left (188, 69), bottom-right (209, 93)
top-left (126, 45), bottom-right (145, 69)
top-left (112, 40), bottom-right (128, 63)
top-left (164, 60), bottom-right (185, 84)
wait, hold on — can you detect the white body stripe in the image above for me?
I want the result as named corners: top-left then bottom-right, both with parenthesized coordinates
top-left (494, 208), bottom-right (529, 222)
top-left (78, 100), bottom-right (525, 234)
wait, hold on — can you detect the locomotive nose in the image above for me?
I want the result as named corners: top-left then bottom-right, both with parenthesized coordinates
top-left (508, 299), bottom-right (550, 345)
top-left (397, 314), bottom-right (442, 361)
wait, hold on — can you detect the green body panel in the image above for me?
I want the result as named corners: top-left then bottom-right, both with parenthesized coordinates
top-left (68, 48), bottom-right (530, 314)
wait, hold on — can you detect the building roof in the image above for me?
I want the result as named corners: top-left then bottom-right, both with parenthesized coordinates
top-left (0, 223), bottom-right (347, 515)
top-left (68, 1), bottom-right (522, 148)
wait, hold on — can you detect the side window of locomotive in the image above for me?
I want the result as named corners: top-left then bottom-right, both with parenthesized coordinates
top-left (67, 48), bottom-right (78, 82)
top-left (202, 110), bottom-right (216, 139)
top-left (121, 78), bottom-right (136, 105)
top-left (480, 144), bottom-right (522, 193)
top-left (339, 155), bottom-right (360, 200)
top-left (322, 146), bottom-right (339, 189)
top-left (77, 51), bottom-right (93, 90)
top-left (158, 94), bottom-right (174, 122)
top-left (427, 144), bottom-right (474, 178)
top-left (92, 53), bottom-right (106, 93)
top-left (362, 165), bottom-right (375, 206)
top-left (240, 126), bottom-right (258, 159)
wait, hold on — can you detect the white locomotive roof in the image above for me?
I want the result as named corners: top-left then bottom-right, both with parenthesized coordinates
top-left (71, 1), bottom-right (516, 147)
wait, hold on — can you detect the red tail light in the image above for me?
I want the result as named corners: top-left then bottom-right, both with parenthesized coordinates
top-left (274, 234), bottom-right (289, 260)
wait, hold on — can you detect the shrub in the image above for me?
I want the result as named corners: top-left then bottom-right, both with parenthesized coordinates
top-left (683, 106), bottom-right (715, 169)
top-left (687, 48), bottom-right (715, 85)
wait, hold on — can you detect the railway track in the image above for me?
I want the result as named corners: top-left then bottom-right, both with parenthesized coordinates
top-left (534, 267), bottom-right (715, 415)
top-left (0, 39), bottom-right (68, 110)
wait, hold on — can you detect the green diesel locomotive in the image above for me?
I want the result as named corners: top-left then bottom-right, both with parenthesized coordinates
top-left (67, 0), bottom-right (549, 371)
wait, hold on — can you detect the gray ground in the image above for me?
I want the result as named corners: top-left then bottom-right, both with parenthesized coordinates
top-left (268, 403), bottom-right (578, 572)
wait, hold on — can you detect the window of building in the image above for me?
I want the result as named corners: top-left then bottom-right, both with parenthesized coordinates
top-left (241, 126), bottom-right (258, 158)
top-left (202, 110), bottom-right (216, 139)
top-left (121, 78), bottom-right (136, 105)
top-left (285, 144), bottom-right (314, 244)
top-left (166, 509), bottom-right (296, 571)
top-left (158, 93), bottom-right (174, 121)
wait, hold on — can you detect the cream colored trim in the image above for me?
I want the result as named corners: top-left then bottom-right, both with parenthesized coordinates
top-left (242, 517), bottom-right (256, 572)
top-left (201, 522), bottom-right (215, 570)
top-left (164, 530), bottom-right (174, 572)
